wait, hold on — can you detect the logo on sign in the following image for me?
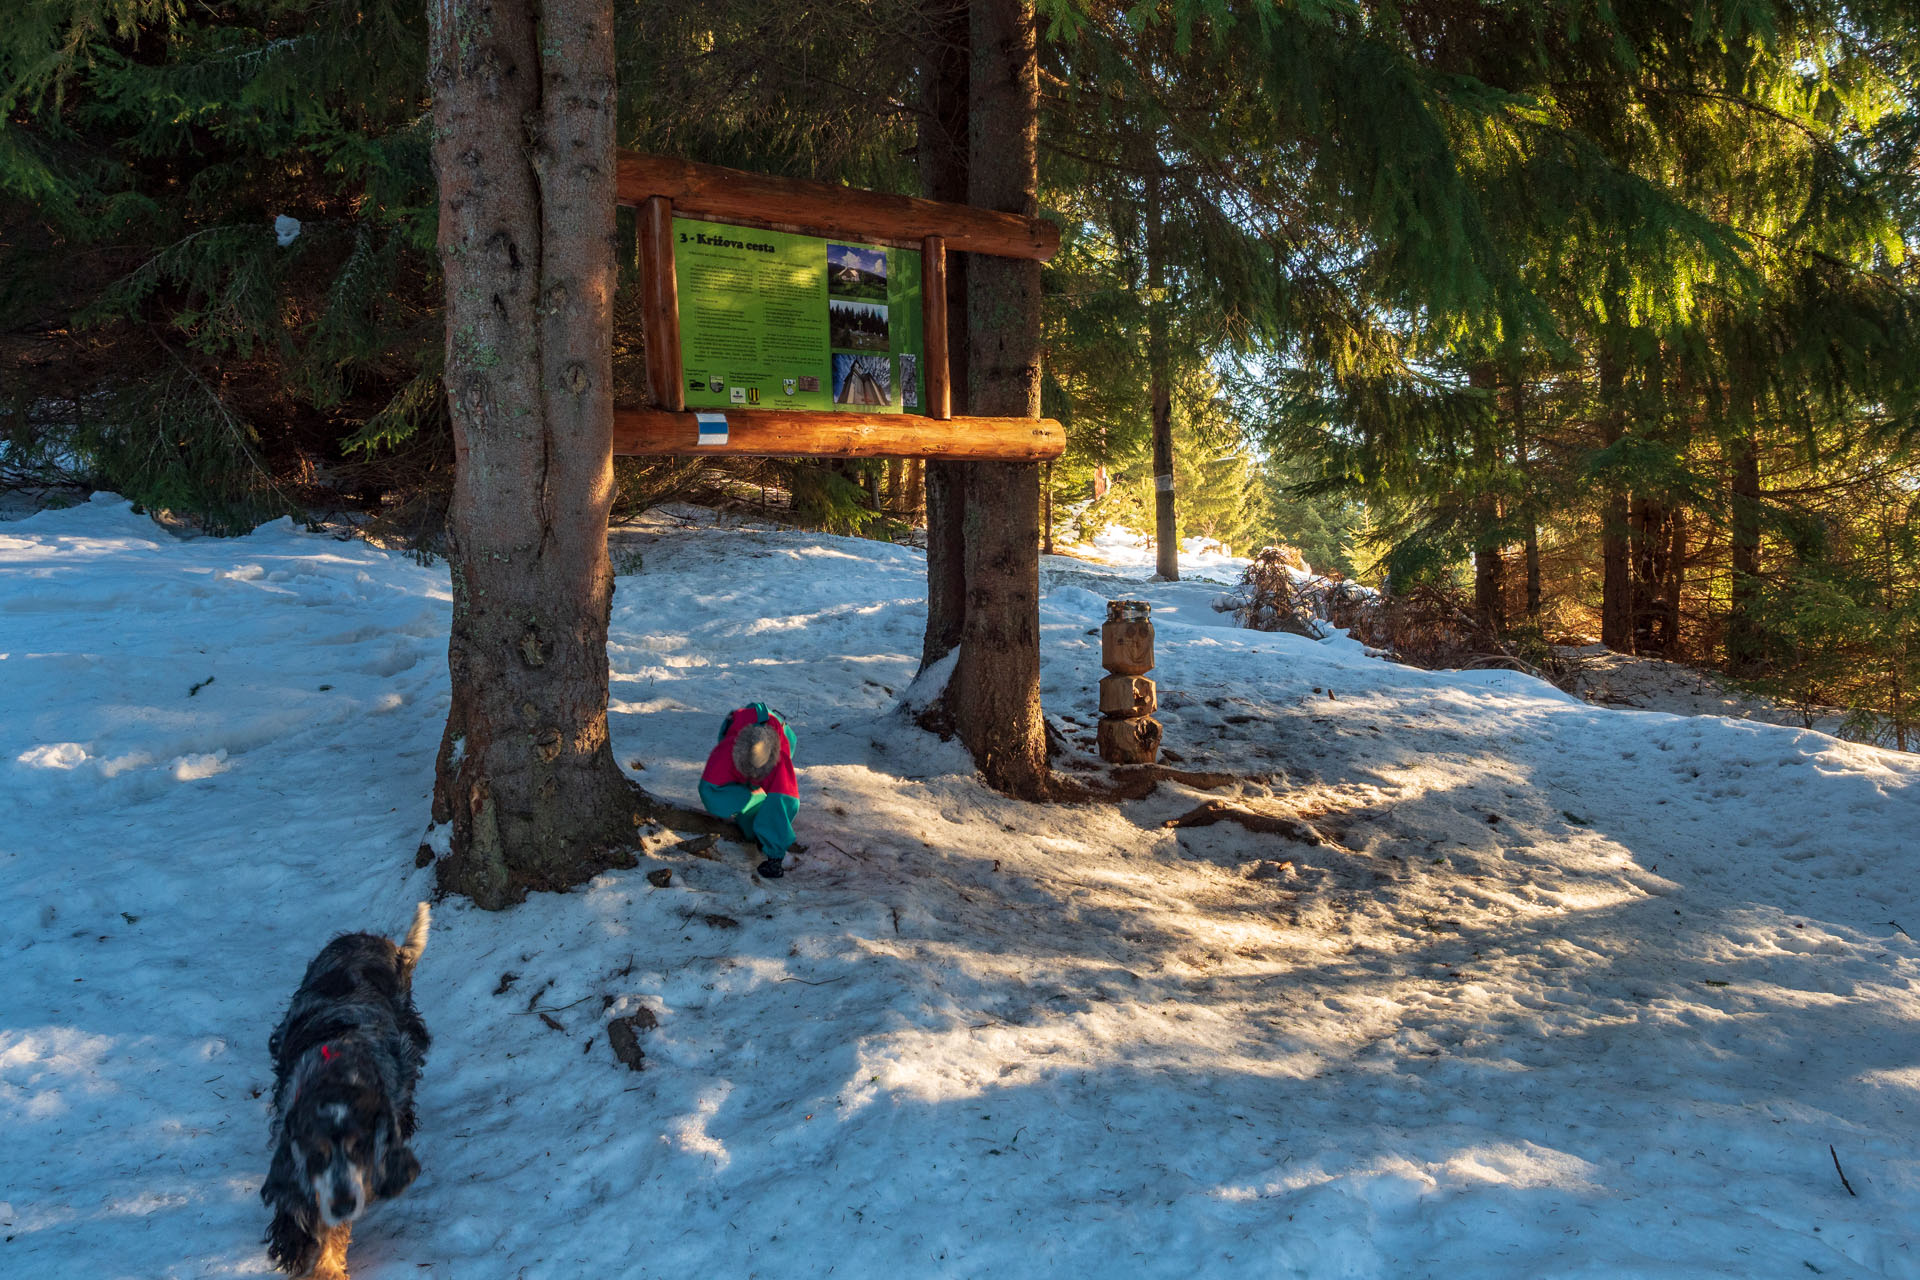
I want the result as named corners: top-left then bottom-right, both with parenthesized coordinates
top-left (709, 376), bottom-right (725, 394)
top-left (730, 386), bottom-right (747, 404)
top-left (783, 379), bottom-right (796, 396)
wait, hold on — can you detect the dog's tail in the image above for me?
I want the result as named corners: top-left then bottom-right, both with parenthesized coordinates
top-left (397, 902), bottom-right (431, 972)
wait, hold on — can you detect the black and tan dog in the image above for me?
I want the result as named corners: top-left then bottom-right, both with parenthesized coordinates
top-left (262, 903), bottom-right (431, 1277)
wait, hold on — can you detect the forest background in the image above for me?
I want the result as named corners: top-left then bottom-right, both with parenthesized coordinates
top-left (4, 0), bottom-right (1919, 746)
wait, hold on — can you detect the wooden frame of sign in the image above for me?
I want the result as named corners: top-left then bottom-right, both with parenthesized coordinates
top-left (613, 151), bottom-right (1064, 461)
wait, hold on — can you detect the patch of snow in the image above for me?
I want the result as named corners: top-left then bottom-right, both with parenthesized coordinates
top-left (1, 497), bottom-right (1915, 1279)
top-left (17, 742), bottom-right (88, 769)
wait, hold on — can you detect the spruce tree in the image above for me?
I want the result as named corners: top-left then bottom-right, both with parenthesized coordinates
top-left (950, 0), bottom-right (1052, 800)
top-left (2, 0), bottom-right (440, 529)
top-left (426, 0), bottom-right (635, 908)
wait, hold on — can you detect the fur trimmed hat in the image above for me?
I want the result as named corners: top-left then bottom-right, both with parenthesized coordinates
top-left (731, 721), bottom-right (781, 783)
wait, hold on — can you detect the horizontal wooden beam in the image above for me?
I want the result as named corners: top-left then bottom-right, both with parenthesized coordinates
top-left (613, 409), bottom-right (1064, 461)
top-left (615, 151), bottom-right (1060, 262)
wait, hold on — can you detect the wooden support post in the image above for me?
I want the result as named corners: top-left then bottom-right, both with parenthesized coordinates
top-left (922, 235), bottom-right (951, 420)
top-left (637, 195), bottom-right (684, 411)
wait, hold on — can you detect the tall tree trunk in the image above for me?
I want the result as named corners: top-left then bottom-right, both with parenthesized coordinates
top-left (1602, 489), bottom-right (1633, 650)
top-left (905, 458), bottom-right (926, 523)
top-left (1146, 167), bottom-right (1177, 581)
top-left (1727, 432), bottom-right (1763, 674)
top-left (1474, 534), bottom-right (1506, 633)
top-left (951, 0), bottom-right (1050, 799)
top-left (1469, 363), bottom-right (1502, 632)
top-left (1598, 353), bottom-right (1632, 652)
top-left (1630, 497), bottom-right (1683, 655)
top-left (919, 0), bottom-right (969, 671)
top-left (1524, 524), bottom-right (1541, 618)
top-left (1630, 496), bottom-right (1659, 652)
top-left (1512, 371), bottom-right (1541, 618)
top-left (886, 457), bottom-right (905, 514)
top-left (427, 0), bottom-right (635, 909)
top-left (1042, 459), bottom-right (1054, 554)
top-left (1662, 506), bottom-right (1686, 654)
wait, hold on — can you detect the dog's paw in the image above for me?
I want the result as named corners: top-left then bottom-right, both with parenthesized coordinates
top-left (304, 1223), bottom-right (352, 1280)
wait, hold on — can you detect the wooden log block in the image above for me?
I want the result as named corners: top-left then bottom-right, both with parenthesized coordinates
top-left (1101, 619), bottom-right (1155, 676)
top-left (1098, 714), bottom-right (1162, 764)
top-left (1099, 674), bottom-right (1157, 718)
top-left (616, 151), bottom-right (1060, 261)
top-left (612, 408), bottom-right (1064, 461)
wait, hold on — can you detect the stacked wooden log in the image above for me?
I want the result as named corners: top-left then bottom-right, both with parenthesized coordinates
top-left (1097, 600), bottom-right (1162, 764)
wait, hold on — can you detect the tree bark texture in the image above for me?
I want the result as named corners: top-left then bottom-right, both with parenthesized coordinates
top-left (1146, 169), bottom-right (1178, 581)
top-left (919, 0), bottom-right (969, 672)
top-left (1727, 433), bottom-right (1763, 674)
top-left (427, 0), bottom-right (635, 909)
top-left (952, 0), bottom-right (1050, 799)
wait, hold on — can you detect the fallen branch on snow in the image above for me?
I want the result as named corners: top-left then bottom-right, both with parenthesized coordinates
top-left (1830, 1145), bottom-right (1857, 1196)
top-left (1162, 801), bottom-right (1325, 845)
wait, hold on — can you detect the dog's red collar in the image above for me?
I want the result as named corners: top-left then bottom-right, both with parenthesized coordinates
top-left (320, 1044), bottom-right (336, 1064)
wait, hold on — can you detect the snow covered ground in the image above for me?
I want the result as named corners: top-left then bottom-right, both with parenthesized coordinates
top-left (1042, 526), bottom-right (1253, 636)
top-left (4, 496), bottom-right (1917, 1278)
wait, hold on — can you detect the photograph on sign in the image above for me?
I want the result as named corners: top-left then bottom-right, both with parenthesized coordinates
top-left (833, 354), bottom-right (892, 407)
top-left (829, 300), bottom-right (889, 351)
top-left (673, 218), bottom-right (922, 416)
top-left (827, 244), bottom-right (887, 302)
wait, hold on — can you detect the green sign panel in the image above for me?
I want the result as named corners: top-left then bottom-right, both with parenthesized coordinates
top-left (673, 218), bottom-right (926, 415)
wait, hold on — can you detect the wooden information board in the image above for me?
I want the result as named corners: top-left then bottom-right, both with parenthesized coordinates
top-left (614, 152), bottom-right (1064, 461)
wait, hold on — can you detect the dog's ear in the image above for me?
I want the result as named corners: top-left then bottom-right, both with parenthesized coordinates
top-left (403, 1001), bottom-right (431, 1054)
top-left (375, 1139), bottom-right (421, 1200)
top-left (261, 1138), bottom-right (319, 1273)
top-left (260, 1133), bottom-right (302, 1209)
top-left (374, 1110), bottom-right (421, 1200)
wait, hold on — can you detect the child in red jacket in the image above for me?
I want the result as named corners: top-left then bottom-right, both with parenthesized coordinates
top-left (699, 703), bottom-right (799, 878)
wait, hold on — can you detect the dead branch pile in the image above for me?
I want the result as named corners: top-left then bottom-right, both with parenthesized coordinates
top-left (1328, 584), bottom-right (1560, 681)
top-left (1228, 547), bottom-right (1334, 639)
